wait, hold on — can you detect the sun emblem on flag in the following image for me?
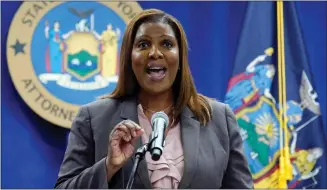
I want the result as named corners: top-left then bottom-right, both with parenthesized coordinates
top-left (254, 112), bottom-right (279, 148)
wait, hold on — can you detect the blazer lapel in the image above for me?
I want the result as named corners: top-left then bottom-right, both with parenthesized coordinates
top-left (120, 97), bottom-right (152, 189)
top-left (178, 106), bottom-right (201, 189)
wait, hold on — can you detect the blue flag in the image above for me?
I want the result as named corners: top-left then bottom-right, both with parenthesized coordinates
top-left (224, 2), bottom-right (327, 188)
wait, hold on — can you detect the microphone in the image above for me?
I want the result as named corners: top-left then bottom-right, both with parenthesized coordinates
top-left (149, 111), bottom-right (169, 161)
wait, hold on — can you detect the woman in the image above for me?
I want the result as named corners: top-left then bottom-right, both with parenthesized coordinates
top-left (55, 8), bottom-right (253, 189)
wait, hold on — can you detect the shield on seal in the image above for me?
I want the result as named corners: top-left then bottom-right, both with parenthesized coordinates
top-left (63, 32), bottom-right (101, 80)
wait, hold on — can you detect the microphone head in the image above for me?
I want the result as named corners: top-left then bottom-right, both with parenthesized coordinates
top-left (150, 111), bottom-right (169, 161)
top-left (151, 111), bottom-right (169, 127)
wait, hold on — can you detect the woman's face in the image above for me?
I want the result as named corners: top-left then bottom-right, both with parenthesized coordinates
top-left (131, 22), bottom-right (179, 95)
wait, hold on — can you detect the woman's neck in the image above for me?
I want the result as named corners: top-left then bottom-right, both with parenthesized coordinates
top-left (138, 89), bottom-right (174, 113)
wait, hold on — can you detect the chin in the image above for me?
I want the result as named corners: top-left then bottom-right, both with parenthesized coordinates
top-left (142, 84), bottom-right (172, 95)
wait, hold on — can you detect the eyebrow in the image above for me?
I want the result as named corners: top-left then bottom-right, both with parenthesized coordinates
top-left (159, 34), bottom-right (175, 38)
top-left (134, 34), bottom-right (151, 39)
top-left (135, 34), bottom-right (176, 39)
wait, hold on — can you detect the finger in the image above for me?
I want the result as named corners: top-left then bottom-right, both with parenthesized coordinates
top-left (117, 120), bottom-right (140, 137)
top-left (135, 128), bottom-right (144, 137)
top-left (123, 121), bottom-right (140, 138)
top-left (110, 138), bottom-right (121, 156)
top-left (110, 131), bottom-right (130, 158)
top-left (115, 123), bottom-right (132, 141)
top-left (124, 120), bottom-right (142, 130)
top-left (110, 129), bottom-right (121, 141)
top-left (115, 122), bottom-right (130, 134)
top-left (112, 120), bottom-right (141, 141)
top-left (130, 128), bottom-right (145, 146)
top-left (110, 129), bottom-right (131, 143)
top-left (110, 133), bottom-right (122, 159)
top-left (116, 129), bottom-right (131, 142)
top-left (124, 120), bottom-right (144, 137)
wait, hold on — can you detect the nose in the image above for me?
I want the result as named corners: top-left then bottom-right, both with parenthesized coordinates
top-left (148, 45), bottom-right (163, 59)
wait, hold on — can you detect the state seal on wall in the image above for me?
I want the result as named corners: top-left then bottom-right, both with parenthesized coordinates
top-left (7, 1), bottom-right (143, 128)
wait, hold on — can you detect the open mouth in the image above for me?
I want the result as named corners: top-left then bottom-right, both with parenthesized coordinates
top-left (146, 66), bottom-right (167, 81)
top-left (146, 67), bottom-right (167, 74)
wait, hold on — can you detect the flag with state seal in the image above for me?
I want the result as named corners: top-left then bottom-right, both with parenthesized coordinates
top-left (224, 2), bottom-right (327, 188)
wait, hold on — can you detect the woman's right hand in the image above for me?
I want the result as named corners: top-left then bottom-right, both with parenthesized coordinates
top-left (106, 120), bottom-right (144, 181)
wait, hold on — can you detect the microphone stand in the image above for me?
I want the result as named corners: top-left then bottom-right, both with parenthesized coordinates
top-left (126, 135), bottom-right (159, 189)
top-left (126, 143), bottom-right (148, 189)
top-left (126, 130), bottom-right (162, 189)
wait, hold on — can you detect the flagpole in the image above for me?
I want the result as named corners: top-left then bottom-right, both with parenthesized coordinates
top-left (280, 1), bottom-right (293, 182)
top-left (277, 1), bottom-right (287, 188)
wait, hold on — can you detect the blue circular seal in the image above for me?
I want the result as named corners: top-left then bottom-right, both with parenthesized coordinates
top-left (32, 2), bottom-right (127, 105)
top-left (7, 1), bottom-right (143, 128)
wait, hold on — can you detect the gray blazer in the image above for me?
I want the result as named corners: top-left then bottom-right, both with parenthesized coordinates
top-left (55, 96), bottom-right (253, 189)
